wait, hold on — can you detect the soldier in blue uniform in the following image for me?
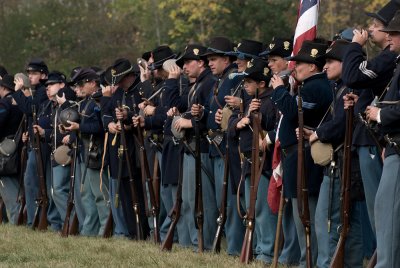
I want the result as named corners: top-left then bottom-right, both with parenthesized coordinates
top-left (33, 71), bottom-right (77, 231)
top-left (102, 58), bottom-right (149, 239)
top-left (171, 44), bottom-right (217, 248)
top-left (66, 68), bottom-right (110, 236)
top-left (198, 36), bottom-right (244, 254)
top-left (366, 11), bottom-right (400, 268)
top-left (341, 1), bottom-right (399, 242)
top-left (0, 74), bottom-right (23, 224)
top-left (229, 58), bottom-right (278, 263)
top-left (309, 40), bottom-right (363, 267)
top-left (261, 37), bottom-right (301, 266)
top-left (13, 59), bottom-right (49, 226)
top-left (270, 39), bottom-right (333, 266)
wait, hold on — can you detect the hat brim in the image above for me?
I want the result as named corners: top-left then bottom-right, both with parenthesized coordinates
top-left (175, 54), bottom-right (201, 68)
top-left (244, 72), bottom-right (270, 82)
top-left (200, 47), bottom-right (231, 57)
top-left (226, 51), bottom-right (258, 60)
top-left (286, 54), bottom-right (321, 65)
top-left (0, 81), bottom-right (15, 91)
top-left (380, 27), bottom-right (400, 33)
top-left (365, 12), bottom-right (387, 25)
top-left (151, 54), bottom-right (177, 69)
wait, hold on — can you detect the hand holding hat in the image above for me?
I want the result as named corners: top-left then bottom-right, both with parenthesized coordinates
top-left (352, 29), bottom-right (369, 46)
top-left (14, 77), bottom-right (25, 91)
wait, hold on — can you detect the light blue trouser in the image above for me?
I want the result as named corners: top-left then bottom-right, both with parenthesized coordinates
top-left (375, 154), bottom-right (400, 268)
top-left (80, 163), bottom-right (110, 236)
top-left (357, 146), bottom-right (382, 235)
top-left (45, 160), bottom-right (63, 231)
top-left (244, 175), bottom-right (277, 263)
top-left (109, 177), bottom-right (129, 237)
top-left (0, 175), bottom-right (20, 224)
top-left (278, 199), bottom-right (301, 265)
top-left (315, 175), bottom-right (363, 268)
top-left (23, 150), bottom-right (39, 226)
top-left (292, 196), bottom-right (318, 268)
top-left (160, 184), bottom-right (178, 243)
top-left (52, 165), bottom-right (70, 221)
top-left (180, 153), bottom-right (217, 250)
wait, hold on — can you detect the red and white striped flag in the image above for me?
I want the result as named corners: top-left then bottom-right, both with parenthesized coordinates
top-left (289, 0), bottom-right (320, 70)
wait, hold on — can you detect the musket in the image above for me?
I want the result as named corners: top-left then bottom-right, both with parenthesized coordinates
top-left (103, 207), bottom-right (114, 238)
top-left (132, 99), bottom-right (160, 244)
top-left (31, 105), bottom-right (48, 231)
top-left (160, 152), bottom-right (183, 251)
top-left (194, 97), bottom-right (204, 253)
top-left (330, 96), bottom-right (354, 268)
top-left (152, 154), bottom-right (160, 219)
top-left (272, 186), bottom-right (286, 268)
top-left (240, 89), bottom-right (262, 264)
top-left (61, 136), bottom-right (79, 237)
top-left (17, 116), bottom-right (28, 226)
top-left (0, 197), bottom-right (4, 224)
top-left (211, 140), bottom-right (229, 253)
top-left (117, 100), bottom-right (143, 240)
top-left (297, 86), bottom-right (312, 268)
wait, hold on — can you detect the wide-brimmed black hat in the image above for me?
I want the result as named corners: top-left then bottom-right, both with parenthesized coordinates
top-left (26, 58), bottom-right (49, 74)
top-left (226, 39), bottom-right (263, 60)
top-left (201, 36), bottom-right (234, 57)
top-left (0, 74), bottom-right (15, 91)
top-left (142, 51), bottom-right (152, 61)
top-left (175, 44), bottom-right (208, 67)
top-left (287, 40), bottom-right (328, 69)
top-left (381, 9), bottom-right (400, 32)
top-left (244, 58), bottom-right (271, 82)
top-left (319, 39), bottom-right (351, 62)
top-left (42, 71), bottom-right (67, 86)
top-left (0, 65), bottom-right (7, 79)
top-left (366, 0), bottom-right (400, 26)
top-left (149, 46), bottom-right (176, 70)
top-left (260, 37), bottom-right (293, 58)
top-left (104, 58), bottom-right (138, 86)
top-left (70, 68), bottom-right (99, 86)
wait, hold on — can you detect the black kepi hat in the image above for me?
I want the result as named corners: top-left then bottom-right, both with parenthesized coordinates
top-left (42, 71), bottom-right (67, 85)
top-left (26, 58), bottom-right (49, 74)
top-left (71, 68), bottom-right (99, 86)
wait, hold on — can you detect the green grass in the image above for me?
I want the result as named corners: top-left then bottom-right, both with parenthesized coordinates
top-left (0, 224), bottom-right (272, 267)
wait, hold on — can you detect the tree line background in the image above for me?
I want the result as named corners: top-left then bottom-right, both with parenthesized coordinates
top-left (0, 0), bottom-right (387, 75)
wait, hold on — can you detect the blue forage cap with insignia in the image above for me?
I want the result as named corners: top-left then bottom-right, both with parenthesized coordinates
top-left (366, 0), bottom-right (400, 26)
top-left (26, 58), bottom-right (49, 74)
top-left (226, 39), bottom-right (263, 60)
top-left (260, 37), bottom-right (293, 58)
top-left (244, 58), bottom-right (272, 82)
top-left (71, 67), bottom-right (99, 86)
top-left (176, 44), bottom-right (208, 68)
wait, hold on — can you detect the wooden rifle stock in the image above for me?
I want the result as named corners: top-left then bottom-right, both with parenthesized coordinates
top-left (296, 88), bottom-right (312, 268)
top-left (69, 213), bottom-right (79, 235)
top-left (132, 99), bottom-right (160, 243)
top-left (212, 141), bottom-right (229, 253)
top-left (0, 197), bottom-right (4, 224)
top-left (330, 100), bottom-right (354, 268)
top-left (161, 153), bottom-right (183, 251)
top-left (31, 106), bottom-right (48, 231)
top-left (102, 208), bottom-right (114, 238)
top-left (240, 91), bottom-right (261, 264)
top-left (272, 187), bottom-right (286, 268)
top-left (17, 125), bottom-right (28, 226)
top-left (117, 101), bottom-right (143, 240)
top-left (61, 138), bottom-right (78, 237)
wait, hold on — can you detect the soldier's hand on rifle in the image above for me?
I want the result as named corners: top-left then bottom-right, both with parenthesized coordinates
top-left (174, 117), bottom-right (192, 132)
top-left (115, 107), bottom-right (127, 120)
top-left (65, 120), bottom-right (79, 131)
top-left (62, 135), bottom-right (70, 145)
top-left (343, 92), bottom-right (359, 109)
top-left (108, 122), bottom-right (121, 134)
top-left (352, 28), bottom-right (369, 46)
top-left (14, 77), bottom-right (24, 91)
top-left (144, 105), bottom-right (156, 116)
top-left (168, 65), bottom-right (182, 79)
top-left (295, 127), bottom-right (313, 140)
top-left (236, 117), bottom-right (250, 129)
top-left (271, 74), bottom-right (284, 89)
top-left (22, 131), bottom-right (29, 143)
top-left (215, 108), bottom-right (223, 124)
top-left (249, 99), bottom-right (261, 113)
top-left (133, 115), bottom-right (145, 128)
top-left (224, 95), bottom-right (241, 108)
top-left (167, 107), bottom-right (179, 117)
top-left (191, 103), bottom-right (203, 117)
top-left (33, 125), bottom-right (45, 137)
top-left (365, 106), bottom-right (380, 122)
